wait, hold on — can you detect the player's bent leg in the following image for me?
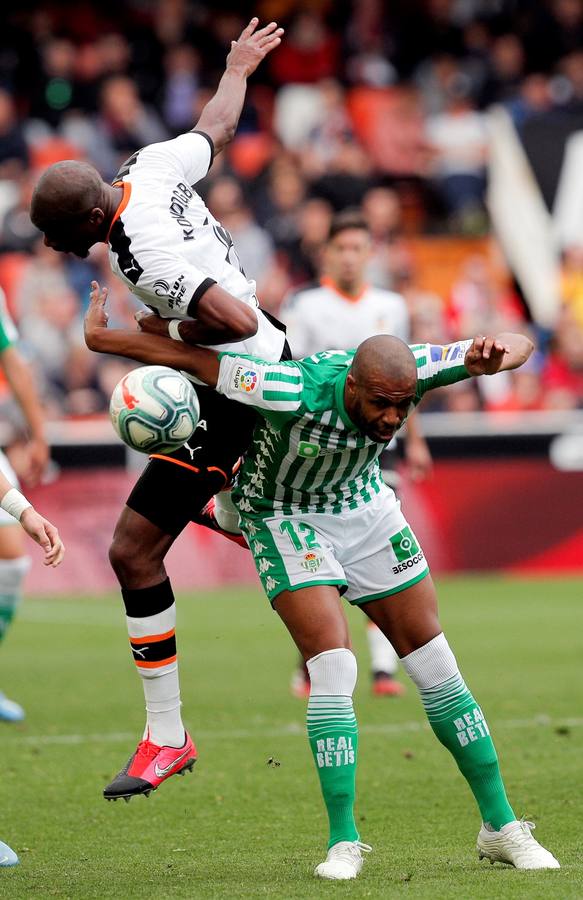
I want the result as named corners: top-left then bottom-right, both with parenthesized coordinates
top-left (274, 586), bottom-right (370, 880)
top-left (107, 503), bottom-right (191, 799)
top-left (362, 576), bottom-right (559, 868)
top-left (0, 524), bottom-right (30, 723)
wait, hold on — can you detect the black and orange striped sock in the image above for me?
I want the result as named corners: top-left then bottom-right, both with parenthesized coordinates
top-left (121, 578), bottom-right (185, 748)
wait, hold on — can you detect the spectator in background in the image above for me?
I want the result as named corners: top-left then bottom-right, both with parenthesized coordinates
top-left (256, 157), bottom-right (307, 252)
top-left (504, 73), bottom-right (553, 131)
top-left (479, 34), bottom-right (526, 107)
top-left (362, 186), bottom-right (404, 289)
top-left (162, 45), bottom-right (201, 132)
top-left (300, 80), bottom-right (356, 179)
top-left (64, 76), bottom-right (168, 182)
top-left (0, 174), bottom-right (40, 254)
top-left (269, 11), bottom-right (339, 85)
top-left (560, 244), bottom-right (583, 330)
top-left (0, 90), bottom-right (29, 179)
top-left (28, 38), bottom-right (78, 128)
top-left (542, 306), bottom-right (583, 409)
top-left (283, 197), bottom-right (333, 285)
top-left (206, 176), bottom-right (275, 282)
top-left (426, 74), bottom-right (489, 230)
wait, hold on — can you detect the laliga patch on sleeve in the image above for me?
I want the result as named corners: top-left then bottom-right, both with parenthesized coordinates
top-left (430, 343), bottom-right (465, 363)
top-left (232, 365), bottom-right (258, 394)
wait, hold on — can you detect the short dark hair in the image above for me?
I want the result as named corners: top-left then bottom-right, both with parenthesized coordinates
top-left (328, 209), bottom-right (370, 242)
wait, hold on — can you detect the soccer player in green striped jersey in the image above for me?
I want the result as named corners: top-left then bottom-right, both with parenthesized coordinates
top-left (85, 287), bottom-right (560, 879)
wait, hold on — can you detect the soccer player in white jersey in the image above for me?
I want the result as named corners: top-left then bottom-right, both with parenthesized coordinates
top-left (0, 287), bottom-right (52, 721)
top-left (30, 19), bottom-right (288, 800)
top-left (87, 286), bottom-right (559, 878)
top-left (281, 210), bottom-right (432, 697)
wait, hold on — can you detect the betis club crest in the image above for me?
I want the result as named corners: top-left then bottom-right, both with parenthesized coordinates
top-left (301, 551), bottom-right (322, 572)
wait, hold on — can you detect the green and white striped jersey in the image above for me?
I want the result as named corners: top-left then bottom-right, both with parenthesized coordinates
top-left (216, 341), bottom-right (472, 517)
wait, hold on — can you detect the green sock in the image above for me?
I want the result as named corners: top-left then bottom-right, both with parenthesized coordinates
top-left (307, 694), bottom-right (359, 848)
top-left (420, 673), bottom-right (515, 829)
top-left (0, 593), bottom-right (18, 643)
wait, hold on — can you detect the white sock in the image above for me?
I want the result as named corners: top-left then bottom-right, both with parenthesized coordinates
top-left (126, 603), bottom-right (185, 747)
top-left (214, 491), bottom-right (242, 534)
top-left (366, 622), bottom-right (398, 676)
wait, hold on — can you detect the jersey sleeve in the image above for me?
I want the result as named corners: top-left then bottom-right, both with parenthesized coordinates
top-left (136, 131), bottom-right (214, 186)
top-left (216, 353), bottom-right (303, 422)
top-left (412, 340), bottom-right (473, 402)
top-left (0, 288), bottom-right (18, 353)
top-left (124, 247), bottom-right (216, 318)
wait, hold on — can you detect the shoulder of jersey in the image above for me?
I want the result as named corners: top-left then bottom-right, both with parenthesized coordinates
top-left (282, 281), bottom-right (322, 309)
top-left (368, 285), bottom-right (407, 305)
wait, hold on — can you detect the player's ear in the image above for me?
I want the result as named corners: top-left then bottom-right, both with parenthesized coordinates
top-left (88, 208), bottom-right (105, 227)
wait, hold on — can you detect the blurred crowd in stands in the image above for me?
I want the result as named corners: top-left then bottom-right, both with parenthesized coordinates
top-left (1, 0), bottom-right (583, 422)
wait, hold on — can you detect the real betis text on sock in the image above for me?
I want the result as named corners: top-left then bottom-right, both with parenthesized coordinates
top-left (420, 673), bottom-right (515, 830)
top-left (306, 694), bottom-right (359, 848)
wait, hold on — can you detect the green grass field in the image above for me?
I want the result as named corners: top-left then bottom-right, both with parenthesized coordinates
top-left (0, 576), bottom-right (581, 899)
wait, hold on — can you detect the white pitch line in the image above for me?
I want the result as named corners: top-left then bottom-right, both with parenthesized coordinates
top-left (2, 716), bottom-right (582, 746)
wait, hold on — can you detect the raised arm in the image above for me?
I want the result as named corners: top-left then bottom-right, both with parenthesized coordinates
top-left (195, 18), bottom-right (284, 155)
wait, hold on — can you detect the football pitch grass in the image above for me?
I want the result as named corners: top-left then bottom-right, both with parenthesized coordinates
top-left (0, 576), bottom-right (581, 899)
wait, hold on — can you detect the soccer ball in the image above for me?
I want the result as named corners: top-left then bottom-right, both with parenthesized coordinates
top-left (110, 366), bottom-right (199, 454)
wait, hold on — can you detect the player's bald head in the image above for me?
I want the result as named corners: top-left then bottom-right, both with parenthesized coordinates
top-left (351, 335), bottom-right (417, 387)
top-left (345, 335), bottom-right (418, 443)
top-left (30, 160), bottom-right (116, 258)
top-left (30, 160), bottom-right (105, 230)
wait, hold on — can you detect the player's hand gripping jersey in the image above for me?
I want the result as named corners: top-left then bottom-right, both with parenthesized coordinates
top-left (215, 341), bottom-right (472, 519)
top-left (107, 131), bottom-right (285, 363)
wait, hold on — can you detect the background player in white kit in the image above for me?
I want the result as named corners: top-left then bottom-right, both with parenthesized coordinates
top-left (281, 211), bottom-right (432, 697)
top-left (0, 287), bottom-right (51, 721)
top-left (30, 18), bottom-right (288, 800)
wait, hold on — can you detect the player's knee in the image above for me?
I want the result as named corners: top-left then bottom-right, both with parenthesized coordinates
top-left (109, 532), bottom-right (152, 583)
top-left (307, 648), bottom-right (357, 697)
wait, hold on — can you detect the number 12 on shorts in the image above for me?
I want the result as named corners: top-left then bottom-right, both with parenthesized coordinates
top-left (279, 520), bottom-right (320, 552)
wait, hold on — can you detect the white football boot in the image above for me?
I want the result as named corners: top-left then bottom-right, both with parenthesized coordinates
top-left (477, 820), bottom-right (560, 869)
top-left (314, 841), bottom-right (372, 880)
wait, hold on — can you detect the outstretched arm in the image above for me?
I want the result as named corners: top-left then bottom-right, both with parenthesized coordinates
top-left (195, 18), bottom-right (284, 155)
top-left (85, 283), bottom-right (221, 386)
top-left (464, 333), bottom-right (534, 376)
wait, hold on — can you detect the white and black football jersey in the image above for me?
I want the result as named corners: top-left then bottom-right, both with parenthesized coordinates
top-left (107, 130), bottom-right (285, 362)
top-left (280, 278), bottom-right (410, 359)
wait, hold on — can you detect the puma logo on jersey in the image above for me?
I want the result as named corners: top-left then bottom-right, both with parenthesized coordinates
top-left (184, 443), bottom-right (202, 460)
top-left (132, 646), bottom-right (149, 659)
top-left (122, 261), bottom-right (140, 277)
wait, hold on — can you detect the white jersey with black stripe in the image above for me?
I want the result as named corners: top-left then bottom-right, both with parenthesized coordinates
top-left (107, 130), bottom-right (285, 363)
